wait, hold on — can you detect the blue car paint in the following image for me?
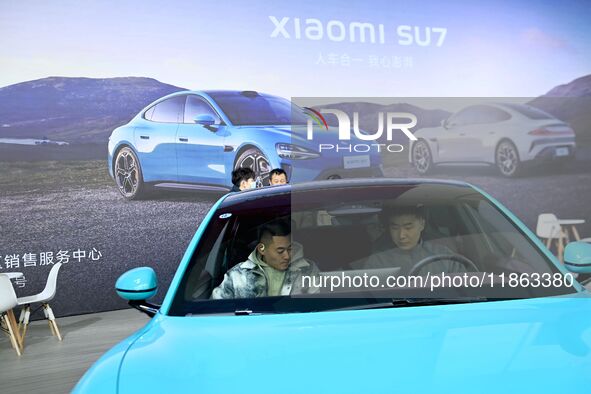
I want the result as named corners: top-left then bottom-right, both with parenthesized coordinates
top-left (75, 181), bottom-right (591, 393)
top-left (107, 129), bottom-right (136, 179)
top-left (107, 91), bottom-right (382, 189)
top-left (133, 120), bottom-right (178, 183)
top-left (115, 267), bottom-right (158, 301)
top-left (564, 241), bottom-right (591, 273)
top-left (74, 319), bottom-right (157, 394)
top-left (176, 121), bottom-right (226, 184)
top-left (76, 295), bottom-right (591, 393)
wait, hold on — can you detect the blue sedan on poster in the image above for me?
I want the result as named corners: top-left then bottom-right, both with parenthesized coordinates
top-left (107, 90), bottom-right (382, 199)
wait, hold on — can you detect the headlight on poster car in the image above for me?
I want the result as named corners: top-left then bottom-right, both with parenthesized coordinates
top-left (276, 143), bottom-right (320, 159)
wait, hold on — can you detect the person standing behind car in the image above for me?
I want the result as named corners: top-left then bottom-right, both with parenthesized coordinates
top-left (230, 167), bottom-right (256, 192)
top-left (269, 168), bottom-right (288, 186)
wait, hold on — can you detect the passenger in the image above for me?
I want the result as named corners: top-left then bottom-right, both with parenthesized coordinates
top-left (355, 205), bottom-right (465, 275)
top-left (211, 219), bottom-right (319, 299)
top-left (269, 168), bottom-right (288, 186)
top-left (230, 167), bottom-right (256, 192)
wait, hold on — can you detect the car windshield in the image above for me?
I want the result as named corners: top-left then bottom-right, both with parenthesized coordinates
top-left (169, 183), bottom-right (577, 316)
top-left (208, 91), bottom-right (309, 126)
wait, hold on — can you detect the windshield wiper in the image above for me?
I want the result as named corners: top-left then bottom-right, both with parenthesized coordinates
top-left (235, 309), bottom-right (256, 316)
top-left (329, 296), bottom-right (497, 312)
top-left (234, 308), bottom-right (284, 316)
top-left (231, 297), bottom-right (502, 315)
top-left (391, 296), bottom-right (495, 307)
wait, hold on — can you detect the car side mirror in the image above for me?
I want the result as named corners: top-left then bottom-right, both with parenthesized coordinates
top-left (194, 114), bottom-right (216, 126)
top-left (564, 242), bottom-right (591, 274)
top-left (116, 267), bottom-right (160, 317)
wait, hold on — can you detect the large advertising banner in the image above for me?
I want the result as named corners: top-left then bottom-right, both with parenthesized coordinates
top-left (1, 0), bottom-right (590, 316)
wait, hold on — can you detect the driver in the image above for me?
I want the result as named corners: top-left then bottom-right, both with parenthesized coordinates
top-left (355, 205), bottom-right (467, 276)
top-left (211, 219), bottom-right (319, 299)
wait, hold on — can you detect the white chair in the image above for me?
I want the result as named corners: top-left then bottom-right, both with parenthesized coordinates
top-left (17, 262), bottom-right (63, 341)
top-left (536, 213), bottom-right (567, 261)
top-left (0, 275), bottom-right (23, 355)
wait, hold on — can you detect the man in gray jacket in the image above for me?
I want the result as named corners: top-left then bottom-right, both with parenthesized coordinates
top-left (355, 205), bottom-right (466, 276)
top-left (212, 219), bottom-right (319, 299)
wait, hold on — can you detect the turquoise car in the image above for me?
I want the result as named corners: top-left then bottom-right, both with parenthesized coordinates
top-left (75, 179), bottom-right (591, 393)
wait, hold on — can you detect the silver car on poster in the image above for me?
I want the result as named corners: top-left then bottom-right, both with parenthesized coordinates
top-left (410, 103), bottom-right (576, 177)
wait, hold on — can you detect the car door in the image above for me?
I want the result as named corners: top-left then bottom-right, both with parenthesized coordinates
top-left (176, 95), bottom-right (226, 185)
top-left (135, 96), bottom-right (184, 182)
top-left (438, 106), bottom-right (490, 162)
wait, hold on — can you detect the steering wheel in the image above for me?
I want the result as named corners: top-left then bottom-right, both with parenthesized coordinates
top-left (408, 254), bottom-right (480, 276)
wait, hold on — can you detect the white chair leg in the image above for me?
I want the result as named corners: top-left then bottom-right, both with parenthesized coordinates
top-left (562, 228), bottom-right (570, 243)
top-left (42, 304), bottom-right (55, 336)
top-left (572, 226), bottom-right (581, 241)
top-left (21, 305), bottom-right (31, 341)
top-left (557, 236), bottom-right (565, 263)
top-left (44, 304), bottom-right (62, 341)
top-left (18, 307), bottom-right (25, 326)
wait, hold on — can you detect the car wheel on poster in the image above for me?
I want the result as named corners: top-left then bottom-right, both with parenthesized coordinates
top-left (234, 147), bottom-right (272, 186)
top-left (412, 139), bottom-right (434, 175)
top-left (495, 140), bottom-right (522, 178)
top-left (114, 146), bottom-right (147, 200)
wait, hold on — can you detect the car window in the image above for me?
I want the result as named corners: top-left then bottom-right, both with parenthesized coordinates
top-left (450, 105), bottom-right (511, 126)
top-left (150, 96), bottom-right (185, 123)
top-left (143, 106), bottom-right (156, 121)
top-left (462, 199), bottom-right (549, 273)
top-left (183, 95), bottom-right (221, 124)
top-left (502, 103), bottom-right (554, 120)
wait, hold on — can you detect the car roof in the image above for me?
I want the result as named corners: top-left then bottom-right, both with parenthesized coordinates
top-left (220, 178), bottom-right (474, 208)
top-left (156, 90), bottom-right (270, 98)
top-left (173, 90), bottom-right (282, 101)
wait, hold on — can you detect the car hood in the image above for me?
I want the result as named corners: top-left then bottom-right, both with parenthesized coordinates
top-left (118, 295), bottom-right (591, 393)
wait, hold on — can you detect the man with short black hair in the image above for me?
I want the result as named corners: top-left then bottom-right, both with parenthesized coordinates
top-left (211, 219), bottom-right (319, 299)
top-left (269, 168), bottom-right (288, 186)
top-left (230, 167), bottom-right (256, 192)
top-left (356, 205), bottom-right (465, 275)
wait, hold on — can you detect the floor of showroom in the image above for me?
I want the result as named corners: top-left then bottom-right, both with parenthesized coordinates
top-left (0, 308), bottom-right (148, 394)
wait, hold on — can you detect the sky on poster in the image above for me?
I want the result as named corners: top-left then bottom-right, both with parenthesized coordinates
top-left (1, 0), bottom-right (590, 100)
